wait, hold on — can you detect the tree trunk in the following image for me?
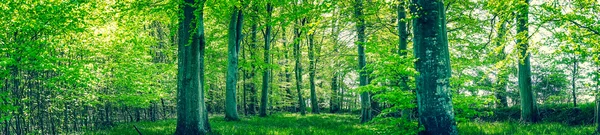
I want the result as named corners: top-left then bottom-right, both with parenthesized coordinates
top-left (572, 56), bottom-right (578, 107)
top-left (174, 0), bottom-right (211, 134)
top-left (354, 0), bottom-right (372, 123)
top-left (294, 17), bottom-right (307, 115)
top-left (225, 6), bottom-right (243, 121)
top-left (412, 0), bottom-right (458, 134)
top-left (516, 0), bottom-right (538, 123)
top-left (282, 26), bottom-right (295, 113)
top-left (260, 3), bottom-right (273, 117)
top-left (308, 32), bottom-right (320, 114)
top-left (397, 0), bottom-right (412, 119)
top-left (495, 20), bottom-right (509, 108)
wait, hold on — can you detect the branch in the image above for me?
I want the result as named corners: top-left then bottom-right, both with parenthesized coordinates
top-left (568, 20), bottom-right (600, 36)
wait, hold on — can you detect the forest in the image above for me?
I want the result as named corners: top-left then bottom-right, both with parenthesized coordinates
top-left (1, 0), bottom-right (599, 134)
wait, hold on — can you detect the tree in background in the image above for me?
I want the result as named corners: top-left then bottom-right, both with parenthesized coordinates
top-left (260, 2), bottom-right (274, 117)
top-left (354, 0), bottom-right (372, 123)
top-left (225, 3), bottom-right (243, 121)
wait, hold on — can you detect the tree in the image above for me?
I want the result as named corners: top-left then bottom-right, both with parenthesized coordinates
top-left (309, 32), bottom-right (320, 114)
top-left (293, 17), bottom-right (307, 115)
top-left (225, 4), bottom-right (243, 121)
top-left (175, 0), bottom-right (211, 134)
top-left (516, 0), bottom-right (538, 123)
top-left (397, 0), bottom-right (411, 118)
top-left (260, 2), bottom-right (273, 117)
top-left (412, 0), bottom-right (457, 134)
top-left (354, 0), bottom-right (372, 123)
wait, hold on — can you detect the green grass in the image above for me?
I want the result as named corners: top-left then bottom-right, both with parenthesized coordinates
top-left (87, 113), bottom-right (377, 135)
top-left (88, 114), bottom-right (597, 135)
top-left (458, 121), bottom-right (595, 135)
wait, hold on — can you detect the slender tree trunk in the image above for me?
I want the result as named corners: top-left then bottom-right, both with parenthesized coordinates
top-left (282, 26), bottom-right (295, 113)
top-left (412, 0), bottom-right (458, 134)
top-left (308, 33), bottom-right (320, 114)
top-left (595, 64), bottom-right (600, 133)
top-left (354, 0), bottom-right (372, 123)
top-left (572, 56), bottom-right (578, 107)
top-left (516, 0), bottom-right (538, 123)
top-left (225, 6), bottom-right (243, 121)
top-left (397, 0), bottom-right (412, 119)
top-left (260, 3), bottom-right (273, 117)
top-left (175, 0), bottom-right (211, 134)
top-left (294, 17), bottom-right (307, 115)
top-left (494, 20), bottom-right (509, 108)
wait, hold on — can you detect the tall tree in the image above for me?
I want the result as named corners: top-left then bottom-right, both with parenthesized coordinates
top-left (412, 0), bottom-right (457, 134)
top-left (175, 0), bottom-right (211, 134)
top-left (225, 5), bottom-right (243, 121)
top-left (516, 0), bottom-right (538, 123)
top-left (494, 20), bottom-right (509, 108)
top-left (354, 0), bottom-right (371, 123)
top-left (308, 32), bottom-right (320, 114)
top-left (293, 15), bottom-right (307, 116)
top-left (397, 0), bottom-right (411, 118)
top-left (246, 5), bottom-right (259, 115)
top-left (260, 2), bottom-right (273, 117)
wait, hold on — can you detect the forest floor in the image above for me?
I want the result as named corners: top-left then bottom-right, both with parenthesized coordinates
top-left (87, 113), bottom-right (596, 135)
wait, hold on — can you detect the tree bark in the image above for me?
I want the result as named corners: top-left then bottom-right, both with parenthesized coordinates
top-left (293, 17), bottom-right (307, 115)
top-left (308, 32), bottom-right (320, 114)
top-left (354, 0), bottom-right (372, 123)
top-left (260, 3), bottom-right (273, 117)
top-left (412, 0), bottom-right (458, 134)
top-left (174, 0), bottom-right (211, 134)
top-left (225, 6), bottom-right (243, 121)
top-left (516, 0), bottom-right (538, 123)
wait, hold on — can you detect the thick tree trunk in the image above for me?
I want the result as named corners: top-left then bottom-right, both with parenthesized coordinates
top-left (354, 0), bottom-right (372, 123)
top-left (174, 0), bottom-right (211, 134)
top-left (516, 0), bottom-right (538, 123)
top-left (225, 6), bottom-right (243, 121)
top-left (260, 3), bottom-right (273, 117)
top-left (412, 0), bottom-right (458, 134)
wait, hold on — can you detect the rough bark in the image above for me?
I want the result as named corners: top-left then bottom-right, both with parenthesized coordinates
top-left (175, 0), bottom-right (211, 134)
top-left (412, 0), bottom-right (458, 134)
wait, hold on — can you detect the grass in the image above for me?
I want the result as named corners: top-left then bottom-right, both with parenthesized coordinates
top-left (87, 113), bottom-right (377, 135)
top-left (88, 114), bottom-right (597, 135)
top-left (458, 121), bottom-right (595, 135)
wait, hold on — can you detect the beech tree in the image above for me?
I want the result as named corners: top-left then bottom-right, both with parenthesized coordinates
top-left (225, 4), bottom-right (243, 121)
top-left (413, 0), bottom-right (457, 134)
top-left (175, 0), bottom-right (210, 134)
